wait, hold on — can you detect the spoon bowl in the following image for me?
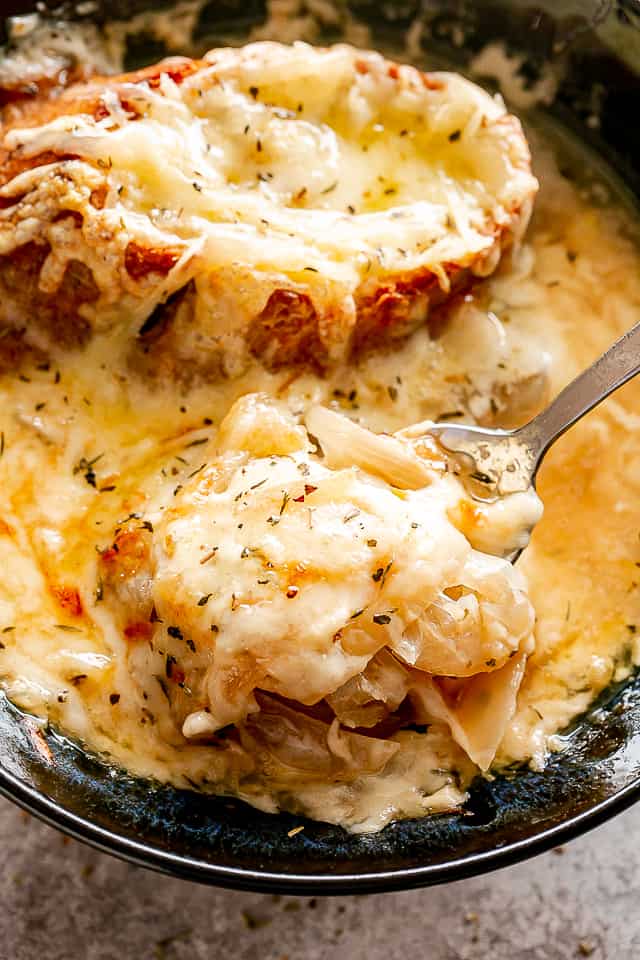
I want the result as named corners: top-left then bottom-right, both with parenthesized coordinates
top-left (405, 318), bottom-right (640, 533)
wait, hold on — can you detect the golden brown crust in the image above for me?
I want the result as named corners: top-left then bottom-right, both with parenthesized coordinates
top-left (0, 58), bottom-right (206, 371)
top-left (247, 289), bottom-right (326, 373)
top-left (0, 241), bottom-right (97, 351)
top-left (124, 241), bottom-right (182, 281)
top-left (99, 523), bottom-right (152, 578)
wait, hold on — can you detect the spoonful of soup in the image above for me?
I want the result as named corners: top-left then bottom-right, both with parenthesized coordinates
top-left (397, 318), bottom-right (640, 557)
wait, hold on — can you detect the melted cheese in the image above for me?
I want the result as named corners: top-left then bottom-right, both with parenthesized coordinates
top-left (146, 401), bottom-right (534, 723)
top-left (0, 53), bottom-right (640, 831)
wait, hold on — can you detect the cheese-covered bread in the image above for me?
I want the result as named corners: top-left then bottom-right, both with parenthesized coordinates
top-left (0, 42), bottom-right (537, 378)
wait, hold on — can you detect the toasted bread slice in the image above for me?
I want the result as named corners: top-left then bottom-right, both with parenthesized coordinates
top-left (0, 42), bottom-right (537, 376)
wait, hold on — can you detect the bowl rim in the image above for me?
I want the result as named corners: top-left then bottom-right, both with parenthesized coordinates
top-left (2, 757), bottom-right (640, 894)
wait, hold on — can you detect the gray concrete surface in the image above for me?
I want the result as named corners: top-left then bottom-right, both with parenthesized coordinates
top-left (0, 795), bottom-right (638, 960)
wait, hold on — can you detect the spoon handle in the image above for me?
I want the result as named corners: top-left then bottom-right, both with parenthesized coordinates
top-left (520, 319), bottom-right (640, 465)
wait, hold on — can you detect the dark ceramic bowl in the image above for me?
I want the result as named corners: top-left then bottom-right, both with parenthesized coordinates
top-left (2, 0), bottom-right (640, 895)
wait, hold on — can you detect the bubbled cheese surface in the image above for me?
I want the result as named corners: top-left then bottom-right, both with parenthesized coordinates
top-left (0, 40), bottom-right (639, 831)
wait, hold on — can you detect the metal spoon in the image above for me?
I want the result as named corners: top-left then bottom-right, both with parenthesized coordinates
top-left (402, 319), bottom-right (640, 556)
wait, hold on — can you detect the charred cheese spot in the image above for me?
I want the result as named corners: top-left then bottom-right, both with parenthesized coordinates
top-left (50, 584), bottom-right (83, 617)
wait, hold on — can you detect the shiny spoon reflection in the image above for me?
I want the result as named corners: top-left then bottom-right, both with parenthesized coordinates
top-left (401, 319), bottom-right (640, 560)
